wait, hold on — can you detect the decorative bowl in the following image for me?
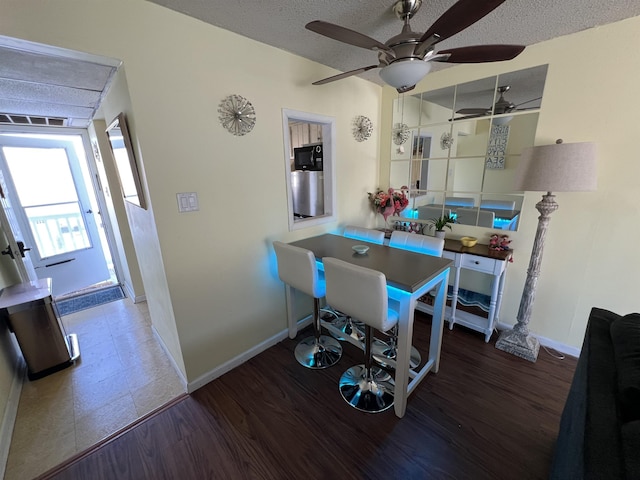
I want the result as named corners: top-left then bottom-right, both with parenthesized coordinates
top-left (352, 245), bottom-right (370, 255)
top-left (460, 236), bottom-right (478, 248)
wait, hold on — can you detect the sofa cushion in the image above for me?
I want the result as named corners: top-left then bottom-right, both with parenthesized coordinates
top-left (610, 313), bottom-right (640, 422)
top-left (621, 420), bottom-right (640, 480)
top-left (585, 308), bottom-right (624, 479)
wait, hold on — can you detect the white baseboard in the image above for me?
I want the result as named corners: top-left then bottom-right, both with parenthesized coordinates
top-left (132, 294), bottom-right (146, 304)
top-left (187, 329), bottom-right (289, 393)
top-left (495, 322), bottom-right (580, 358)
top-left (187, 315), bottom-right (315, 393)
top-left (187, 329), bottom-right (290, 394)
top-left (150, 326), bottom-right (188, 391)
top-left (0, 358), bottom-right (25, 480)
top-left (122, 282), bottom-right (145, 304)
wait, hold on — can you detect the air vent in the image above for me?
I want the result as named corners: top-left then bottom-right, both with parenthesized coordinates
top-left (0, 113), bottom-right (68, 127)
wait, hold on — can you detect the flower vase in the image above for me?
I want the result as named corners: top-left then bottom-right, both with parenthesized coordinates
top-left (382, 204), bottom-right (395, 233)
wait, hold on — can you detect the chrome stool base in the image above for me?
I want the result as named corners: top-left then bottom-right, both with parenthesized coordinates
top-left (295, 335), bottom-right (342, 369)
top-left (372, 338), bottom-right (421, 370)
top-left (329, 315), bottom-right (365, 343)
top-left (339, 365), bottom-right (395, 413)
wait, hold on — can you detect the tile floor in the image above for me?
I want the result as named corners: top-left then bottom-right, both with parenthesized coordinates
top-left (4, 298), bottom-right (186, 480)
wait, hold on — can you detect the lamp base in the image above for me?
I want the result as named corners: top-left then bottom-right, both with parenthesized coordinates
top-left (495, 328), bottom-right (540, 362)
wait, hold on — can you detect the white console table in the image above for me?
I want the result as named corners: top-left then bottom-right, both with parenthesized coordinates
top-left (416, 239), bottom-right (512, 342)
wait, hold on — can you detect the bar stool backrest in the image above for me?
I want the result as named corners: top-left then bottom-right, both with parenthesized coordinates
top-left (323, 257), bottom-right (397, 332)
top-left (389, 231), bottom-right (444, 257)
top-left (343, 225), bottom-right (385, 245)
top-left (456, 207), bottom-right (495, 228)
top-left (273, 241), bottom-right (324, 299)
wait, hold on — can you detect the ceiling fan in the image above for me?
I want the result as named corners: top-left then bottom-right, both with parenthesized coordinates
top-left (455, 85), bottom-right (542, 120)
top-left (306, 0), bottom-right (525, 93)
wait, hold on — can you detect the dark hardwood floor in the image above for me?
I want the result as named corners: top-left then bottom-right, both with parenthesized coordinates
top-left (39, 312), bottom-right (577, 480)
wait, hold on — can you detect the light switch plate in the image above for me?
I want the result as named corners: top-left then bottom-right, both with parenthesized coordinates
top-left (177, 192), bottom-right (199, 212)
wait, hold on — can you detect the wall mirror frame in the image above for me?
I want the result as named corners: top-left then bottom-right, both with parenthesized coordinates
top-left (388, 64), bottom-right (548, 232)
top-left (282, 109), bottom-right (336, 231)
top-left (106, 112), bottom-right (147, 209)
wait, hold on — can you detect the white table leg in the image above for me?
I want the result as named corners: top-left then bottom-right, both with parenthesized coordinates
top-left (393, 293), bottom-right (412, 418)
top-left (430, 272), bottom-right (448, 373)
top-left (393, 268), bottom-right (449, 418)
top-left (494, 270), bottom-right (507, 325)
top-left (449, 264), bottom-right (461, 330)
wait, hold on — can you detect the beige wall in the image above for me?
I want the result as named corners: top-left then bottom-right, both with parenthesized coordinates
top-left (382, 15), bottom-right (640, 349)
top-left (95, 66), bottom-right (186, 375)
top-left (0, 0), bottom-right (381, 382)
top-left (3, 1), bottom-right (633, 382)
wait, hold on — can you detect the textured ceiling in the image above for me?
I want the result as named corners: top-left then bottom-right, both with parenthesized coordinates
top-left (146, 0), bottom-right (640, 86)
top-left (2, 0), bottom-right (640, 127)
top-left (0, 46), bottom-right (117, 127)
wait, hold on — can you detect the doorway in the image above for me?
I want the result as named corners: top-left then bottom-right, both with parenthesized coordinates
top-left (412, 134), bottom-right (432, 190)
top-left (0, 130), bottom-right (118, 298)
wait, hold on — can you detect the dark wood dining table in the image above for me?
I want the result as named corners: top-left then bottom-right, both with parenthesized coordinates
top-left (288, 233), bottom-right (452, 418)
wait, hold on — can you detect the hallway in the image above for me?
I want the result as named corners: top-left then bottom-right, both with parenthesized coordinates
top-left (4, 298), bottom-right (185, 479)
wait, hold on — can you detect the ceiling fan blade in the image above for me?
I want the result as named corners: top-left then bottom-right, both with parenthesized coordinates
top-left (514, 96), bottom-right (543, 108)
top-left (312, 65), bottom-right (380, 85)
top-left (456, 108), bottom-right (491, 115)
top-left (417, 0), bottom-right (507, 49)
top-left (306, 21), bottom-right (392, 54)
top-left (435, 44), bottom-right (526, 63)
top-left (451, 113), bottom-right (484, 121)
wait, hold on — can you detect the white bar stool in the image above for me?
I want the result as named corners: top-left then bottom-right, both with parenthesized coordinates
top-left (274, 241), bottom-right (342, 369)
top-left (323, 257), bottom-right (398, 413)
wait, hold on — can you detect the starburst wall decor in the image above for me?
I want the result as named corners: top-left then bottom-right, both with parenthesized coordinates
top-left (393, 123), bottom-right (410, 145)
top-left (352, 115), bottom-right (373, 142)
top-left (218, 94), bottom-right (256, 136)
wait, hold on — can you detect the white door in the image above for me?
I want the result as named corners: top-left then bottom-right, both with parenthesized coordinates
top-left (0, 135), bottom-right (110, 296)
top-left (0, 166), bottom-right (37, 282)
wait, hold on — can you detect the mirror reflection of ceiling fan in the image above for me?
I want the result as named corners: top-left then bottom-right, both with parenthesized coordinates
top-left (305, 0), bottom-right (526, 93)
top-left (455, 85), bottom-right (543, 120)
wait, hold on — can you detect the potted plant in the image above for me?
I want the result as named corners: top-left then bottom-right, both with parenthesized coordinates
top-left (426, 214), bottom-right (455, 239)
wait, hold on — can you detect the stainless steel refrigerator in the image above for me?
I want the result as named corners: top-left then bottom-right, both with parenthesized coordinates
top-left (291, 170), bottom-right (324, 217)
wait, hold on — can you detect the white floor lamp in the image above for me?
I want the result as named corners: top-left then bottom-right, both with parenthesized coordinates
top-left (495, 139), bottom-right (597, 362)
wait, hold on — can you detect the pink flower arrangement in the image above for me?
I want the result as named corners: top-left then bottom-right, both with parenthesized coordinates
top-left (367, 187), bottom-right (409, 221)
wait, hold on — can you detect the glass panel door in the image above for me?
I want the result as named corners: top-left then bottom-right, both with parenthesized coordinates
top-left (0, 135), bottom-right (110, 296)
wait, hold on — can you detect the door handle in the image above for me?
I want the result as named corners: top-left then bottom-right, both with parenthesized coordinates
top-left (1, 244), bottom-right (13, 259)
top-left (17, 241), bottom-right (30, 257)
top-left (2, 241), bottom-right (31, 259)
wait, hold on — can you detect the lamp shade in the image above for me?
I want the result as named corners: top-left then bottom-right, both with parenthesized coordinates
top-left (514, 140), bottom-right (597, 192)
top-left (379, 59), bottom-right (431, 89)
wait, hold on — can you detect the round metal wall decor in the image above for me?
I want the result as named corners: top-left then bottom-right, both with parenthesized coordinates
top-left (218, 94), bottom-right (256, 136)
top-left (393, 123), bottom-right (410, 145)
top-left (352, 115), bottom-right (373, 142)
top-left (440, 131), bottom-right (454, 150)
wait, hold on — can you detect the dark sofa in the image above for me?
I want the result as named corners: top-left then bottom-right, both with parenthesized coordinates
top-left (550, 307), bottom-right (640, 480)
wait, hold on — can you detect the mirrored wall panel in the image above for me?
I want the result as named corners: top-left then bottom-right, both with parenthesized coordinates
top-left (389, 64), bottom-right (548, 231)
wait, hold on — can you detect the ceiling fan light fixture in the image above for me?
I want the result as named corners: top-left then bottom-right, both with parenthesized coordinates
top-left (379, 59), bottom-right (431, 90)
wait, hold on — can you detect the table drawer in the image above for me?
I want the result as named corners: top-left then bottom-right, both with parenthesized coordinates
top-left (442, 250), bottom-right (456, 261)
top-left (460, 254), bottom-right (501, 274)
